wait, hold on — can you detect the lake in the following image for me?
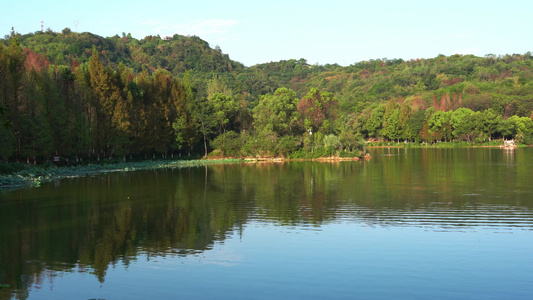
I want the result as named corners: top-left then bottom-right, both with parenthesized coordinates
top-left (1, 148), bottom-right (532, 300)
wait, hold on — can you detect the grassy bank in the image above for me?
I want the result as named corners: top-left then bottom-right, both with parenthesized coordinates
top-left (0, 158), bottom-right (244, 191)
top-left (367, 140), bottom-right (527, 148)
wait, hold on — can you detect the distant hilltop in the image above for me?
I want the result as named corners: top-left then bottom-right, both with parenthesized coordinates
top-left (2, 29), bottom-right (244, 74)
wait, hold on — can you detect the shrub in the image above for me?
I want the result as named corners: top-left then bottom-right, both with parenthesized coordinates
top-left (210, 131), bottom-right (242, 157)
top-left (276, 136), bottom-right (300, 157)
top-left (242, 130), bottom-right (278, 157)
top-left (522, 134), bottom-right (533, 145)
top-left (323, 134), bottom-right (342, 155)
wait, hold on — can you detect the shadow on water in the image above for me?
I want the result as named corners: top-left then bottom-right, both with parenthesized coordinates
top-left (1, 147), bottom-right (532, 298)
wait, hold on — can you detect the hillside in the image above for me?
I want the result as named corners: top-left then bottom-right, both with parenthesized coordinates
top-left (1, 29), bottom-right (533, 165)
top-left (6, 29), bottom-right (533, 116)
top-left (7, 29), bottom-right (244, 74)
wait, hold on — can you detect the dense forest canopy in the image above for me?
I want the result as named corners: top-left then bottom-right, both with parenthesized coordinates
top-left (1, 28), bottom-right (533, 163)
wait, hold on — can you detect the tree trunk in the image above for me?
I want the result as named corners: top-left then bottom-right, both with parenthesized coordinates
top-left (203, 134), bottom-right (207, 157)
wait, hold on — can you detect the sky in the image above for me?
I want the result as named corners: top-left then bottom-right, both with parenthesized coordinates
top-left (2, 0), bottom-right (533, 67)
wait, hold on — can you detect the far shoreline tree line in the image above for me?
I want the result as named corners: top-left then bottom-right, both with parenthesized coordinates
top-left (1, 30), bottom-right (533, 165)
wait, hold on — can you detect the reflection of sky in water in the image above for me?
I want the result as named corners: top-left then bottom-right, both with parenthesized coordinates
top-left (24, 222), bottom-right (533, 300)
top-left (4, 147), bottom-right (533, 300)
top-left (331, 203), bottom-right (533, 232)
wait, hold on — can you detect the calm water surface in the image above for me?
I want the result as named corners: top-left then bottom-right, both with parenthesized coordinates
top-left (1, 148), bottom-right (532, 299)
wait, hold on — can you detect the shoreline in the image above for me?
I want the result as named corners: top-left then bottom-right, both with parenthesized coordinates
top-left (367, 144), bottom-right (530, 149)
top-left (243, 155), bottom-right (370, 162)
top-left (0, 158), bottom-right (244, 191)
top-left (1, 155), bottom-right (373, 191)
top-left (0, 143), bottom-right (524, 191)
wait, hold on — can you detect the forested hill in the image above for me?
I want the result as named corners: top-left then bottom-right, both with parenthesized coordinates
top-left (1, 29), bottom-right (533, 164)
top-left (7, 29), bottom-right (244, 74)
top-left (5, 29), bottom-right (533, 113)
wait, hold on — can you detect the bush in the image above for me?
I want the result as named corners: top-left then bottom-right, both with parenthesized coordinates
top-left (522, 134), bottom-right (533, 145)
top-left (323, 134), bottom-right (342, 155)
top-left (242, 130), bottom-right (278, 157)
top-left (354, 137), bottom-right (368, 153)
top-left (338, 151), bottom-right (359, 158)
top-left (276, 136), bottom-right (300, 157)
top-left (210, 131), bottom-right (243, 157)
top-left (287, 148), bottom-right (330, 159)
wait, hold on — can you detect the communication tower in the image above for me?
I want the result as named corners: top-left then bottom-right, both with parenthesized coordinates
top-left (41, 20), bottom-right (44, 32)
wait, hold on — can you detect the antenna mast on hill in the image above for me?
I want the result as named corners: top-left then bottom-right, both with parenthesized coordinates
top-left (74, 20), bottom-right (79, 32)
top-left (41, 20), bottom-right (44, 32)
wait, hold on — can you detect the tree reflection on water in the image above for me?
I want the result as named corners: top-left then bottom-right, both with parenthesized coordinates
top-left (1, 148), bottom-right (532, 299)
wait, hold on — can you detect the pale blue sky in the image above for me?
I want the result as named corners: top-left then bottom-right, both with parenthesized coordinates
top-left (3, 0), bottom-right (532, 66)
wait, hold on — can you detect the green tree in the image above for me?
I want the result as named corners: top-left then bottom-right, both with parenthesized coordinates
top-left (210, 130), bottom-right (242, 157)
top-left (398, 101), bottom-right (413, 140)
top-left (88, 48), bottom-right (115, 156)
top-left (276, 135), bottom-right (299, 157)
top-left (177, 72), bottom-right (200, 155)
top-left (428, 110), bottom-right (452, 142)
top-left (451, 108), bottom-right (475, 141)
top-left (323, 134), bottom-right (342, 155)
top-left (406, 110), bottom-right (425, 142)
top-left (476, 108), bottom-right (501, 141)
top-left (381, 109), bottom-right (400, 141)
top-left (207, 92), bottom-right (237, 135)
top-left (193, 97), bottom-right (217, 157)
top-left (382, 97), bottom-right (399, 125)
top-left (252, 87), bottom-right (300, 136)
top-left (363, 105), bottom-right (385, 138)
top-left (5, 32), bottom-right (25, 159)
top-left (505, 115), bottom-right (533, 142)
top-left (172, 116), bottom-right (187, 153)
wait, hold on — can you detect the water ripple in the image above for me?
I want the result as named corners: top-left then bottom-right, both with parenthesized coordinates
top-left (333, 203), bottom-right (533, 231)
